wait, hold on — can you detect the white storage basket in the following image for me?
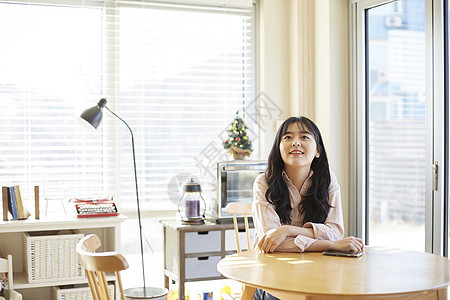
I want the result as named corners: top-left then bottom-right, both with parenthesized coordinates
top-left (52, 284), bottom-right (114, 300)
top-left (22, 230), bottom-right (85, 283)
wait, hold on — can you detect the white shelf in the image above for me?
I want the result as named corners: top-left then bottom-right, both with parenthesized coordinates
top-left (13, 271), bottom-right (116, 289)
top-left (0, 214), bottom-right (127, 233)
top-left (0, 214), bottom-right (126, 299)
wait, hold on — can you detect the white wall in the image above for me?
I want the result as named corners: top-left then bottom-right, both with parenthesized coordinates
top-left (258, 0), bottom-right (350, 234)
top-left (314, 0), bottom-right (349, 234)
top-left (257, 0), bottom-right (290, 158)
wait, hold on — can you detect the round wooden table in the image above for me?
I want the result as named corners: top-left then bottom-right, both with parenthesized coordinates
top-left (217, 247), bottom-right (450, 299)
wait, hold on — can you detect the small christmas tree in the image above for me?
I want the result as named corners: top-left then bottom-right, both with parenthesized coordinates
top-left (223, 112), bottom-right (253, 159)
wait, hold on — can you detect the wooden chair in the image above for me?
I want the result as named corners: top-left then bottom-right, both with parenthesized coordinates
top-left (76, 234), bottom-right (129, 300)
top-left (225, 203), bottom-right (256, 300)
top-left (0, 255), bottom-right (22, 300)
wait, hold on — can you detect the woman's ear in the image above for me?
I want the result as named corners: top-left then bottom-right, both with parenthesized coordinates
top-left (315, 150), bottom-right (320, 158)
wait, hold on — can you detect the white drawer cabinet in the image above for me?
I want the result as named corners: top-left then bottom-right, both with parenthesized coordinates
top-left (224, 228), bottom-right (255, 252)
top-left (160, 219), bottom-right (254, 300)
top-left (185, 231), bottom-right (221, 253)
top-left (185, 255), bottom-right (222, 279)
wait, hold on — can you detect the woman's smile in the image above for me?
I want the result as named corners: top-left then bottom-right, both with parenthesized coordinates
top-left (289, 149), bottom-right (304, 156)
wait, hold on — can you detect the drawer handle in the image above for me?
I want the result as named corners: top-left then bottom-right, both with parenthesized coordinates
top-left (197, 231), bottom-right (209, 235)
top-left (197, 257), bottom-right (209, 261)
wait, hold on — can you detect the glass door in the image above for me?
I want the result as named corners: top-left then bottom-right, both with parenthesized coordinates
top-left (355, 0), bottom-right (432, 252)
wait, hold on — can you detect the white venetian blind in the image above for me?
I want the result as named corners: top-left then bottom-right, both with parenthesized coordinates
top-left (0, 0), bottom-right (257, 209)
top-left (0, 2), bottom-right (106, 204)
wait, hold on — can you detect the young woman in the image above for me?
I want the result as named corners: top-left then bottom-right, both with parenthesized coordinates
top-left (252, 116), bottom-right (364, 254)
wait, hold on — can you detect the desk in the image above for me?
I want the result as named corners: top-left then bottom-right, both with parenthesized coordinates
top-left (217, 247), bottom-right (450, 300)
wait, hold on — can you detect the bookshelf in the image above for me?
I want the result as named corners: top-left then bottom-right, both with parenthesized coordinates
top-left (0, 214), bottom-right (126, 300)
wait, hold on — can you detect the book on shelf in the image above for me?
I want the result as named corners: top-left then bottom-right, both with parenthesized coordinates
top-left (14, 186), bottom-right (24, 219)
top-left (13, 185), bottom-right (30, 219)
top-left (7, 187), bottom-right (18, 220)
top-left (5, 186), bottom-right (30, 220)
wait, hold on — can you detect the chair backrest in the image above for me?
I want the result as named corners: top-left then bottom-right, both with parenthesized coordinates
top-left (0, 255), bottom-right (22, 300)
top-left (0, 255), bottom-right (13, 292)
top-left (76, 234), bottom-right (129, 300)
top-left (225, 203), bottom-right (252, 253)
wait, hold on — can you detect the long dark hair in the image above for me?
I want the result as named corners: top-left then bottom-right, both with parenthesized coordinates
top-left (265, 116), bottom-right (331, 224)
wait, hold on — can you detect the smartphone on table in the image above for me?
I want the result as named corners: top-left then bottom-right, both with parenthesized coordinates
top-left (322, 250), bottom-right (363, 258)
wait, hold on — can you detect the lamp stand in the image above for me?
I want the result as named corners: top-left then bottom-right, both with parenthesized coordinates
top-left (104, 107), bottom-right (146, 288)
top-left (81, 99), bottom-right (168, 299)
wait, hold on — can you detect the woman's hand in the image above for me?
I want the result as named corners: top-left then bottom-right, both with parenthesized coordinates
top-left (258, 226), bottom-right (289, 253)
top-left (328, 236), bottom-right (364, 253)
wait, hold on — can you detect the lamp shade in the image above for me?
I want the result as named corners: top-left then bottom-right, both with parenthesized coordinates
top-left (80, 98), bottom-right (107, 129)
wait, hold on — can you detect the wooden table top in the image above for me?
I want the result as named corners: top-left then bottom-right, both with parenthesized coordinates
top-left (217, 247), bottom-right (450, 298)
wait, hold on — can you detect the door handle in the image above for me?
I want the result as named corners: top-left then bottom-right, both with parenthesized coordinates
top-left (432, 161), bottom-right (438, 191)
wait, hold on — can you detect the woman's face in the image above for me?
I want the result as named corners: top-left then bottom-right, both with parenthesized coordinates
top-left (279, 122), bottom-right (320, 169)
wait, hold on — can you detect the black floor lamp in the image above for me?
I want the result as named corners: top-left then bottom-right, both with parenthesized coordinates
top-left (80, 98), bottom-right (168, 299)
